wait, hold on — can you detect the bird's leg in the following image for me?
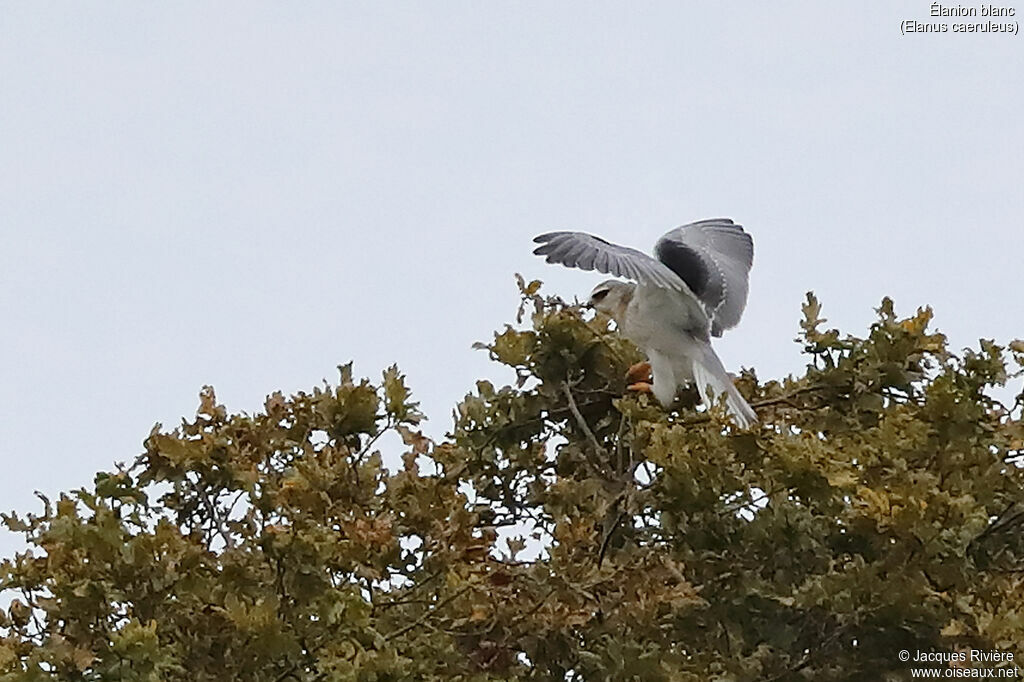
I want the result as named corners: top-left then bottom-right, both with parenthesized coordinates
top-left (625, 361), bottom-right (652, 385)
top-left (626, 381), bottom-right (653, 394)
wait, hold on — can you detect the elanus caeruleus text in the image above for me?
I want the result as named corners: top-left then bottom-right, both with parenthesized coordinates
top-left (533, 218), bottom-right (757, 428)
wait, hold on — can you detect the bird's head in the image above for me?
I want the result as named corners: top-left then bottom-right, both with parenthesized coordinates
top-left (586, 280), bottom-right (634, 323)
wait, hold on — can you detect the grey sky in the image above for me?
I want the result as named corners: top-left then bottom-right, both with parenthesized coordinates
top-left (2, 3), bottom-right (1021, 559)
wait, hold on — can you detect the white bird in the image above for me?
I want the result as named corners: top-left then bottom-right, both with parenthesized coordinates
top-left (533, 218), bottom-right (757, 428)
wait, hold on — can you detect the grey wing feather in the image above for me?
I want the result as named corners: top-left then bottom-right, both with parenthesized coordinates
top-left (533, 231), bottom-right (687, 291)
top-left (654, 218), bottom-right (754, 336)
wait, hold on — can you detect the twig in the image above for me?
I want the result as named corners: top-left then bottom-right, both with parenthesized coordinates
top-left (763, 624), bottom-right (849, 682)
top-left (717, 486), bottom-right (789, 519)
top-left (351, 417), bottom-right (393, 486)
top-left (199, 485), bottom-right (235, 550)
top-left (640, 460), bottom-right (657, 486)
top-left (750, 384), bottom-right (828, 411)
top-left (576, 315), bottom-right (630, 366)
top-left (273, 665), bottom-right (302, 682)
top-left (598, 506), bottom-right (625, 568)
top-left (613, 413), bottom-right (629, 476)
top-left (562, 381), bottom-right (607, 458)
top-left (384, 584), bottom-right (472, 642)
top-left (972, 502), bottom-right (1024, 547)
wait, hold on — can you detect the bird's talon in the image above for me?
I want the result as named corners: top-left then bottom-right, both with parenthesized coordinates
top-left (625, 361), bottom-right (652, 384)
top-left (626, 381), bottom-right (653, 394)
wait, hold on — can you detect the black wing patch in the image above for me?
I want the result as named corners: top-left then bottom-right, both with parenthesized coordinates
top-left (654, 239), bottom-right (709, 298)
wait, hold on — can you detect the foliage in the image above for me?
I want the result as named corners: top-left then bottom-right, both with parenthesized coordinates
top-left (3, 277), bottom-right (1024, 681)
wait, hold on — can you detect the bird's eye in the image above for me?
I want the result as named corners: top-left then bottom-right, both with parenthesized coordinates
top-left (591, 290), bottom-right (609, 302)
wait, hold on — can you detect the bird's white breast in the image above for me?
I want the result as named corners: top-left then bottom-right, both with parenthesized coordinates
top-left (621, 285), bottom-right (710, 356)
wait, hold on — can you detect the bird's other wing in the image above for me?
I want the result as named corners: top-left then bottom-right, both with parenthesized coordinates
top-left (533, 231), bottom-right (688, 291)
top-left (654, 218), bottom-right (754, 336)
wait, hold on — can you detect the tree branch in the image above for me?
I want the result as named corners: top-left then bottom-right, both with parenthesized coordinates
top-left (384, 584), bottom-right (473, 642)
top-left (562, 381), bottom-right (607, 459)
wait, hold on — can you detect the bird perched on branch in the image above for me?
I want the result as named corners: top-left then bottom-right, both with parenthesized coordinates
top-left (533, 218), bottom-right (757, 428)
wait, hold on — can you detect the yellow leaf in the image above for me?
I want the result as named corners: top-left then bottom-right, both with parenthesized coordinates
top-left (71, 646), bottom-right (95, 672)
top-left (941, 619), bottom-right (966, 637)
top-left (826, 469), bottom-right (859, 488)
top-left (0, 643), bottom-right (17, 667)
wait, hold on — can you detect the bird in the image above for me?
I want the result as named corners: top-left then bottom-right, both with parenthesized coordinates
top-left (532, 218), bottom-right (757, 428)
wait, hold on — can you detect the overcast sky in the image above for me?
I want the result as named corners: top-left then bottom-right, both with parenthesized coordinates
top-left (2, 3), bottom-right (1021, 559)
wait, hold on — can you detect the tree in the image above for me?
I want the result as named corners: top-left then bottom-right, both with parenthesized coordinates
top-left (2, 278), bottom-right (1024, 681)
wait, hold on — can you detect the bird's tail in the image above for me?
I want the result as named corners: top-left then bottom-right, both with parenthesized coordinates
top-left (691, 343), bottom-right (757, 429)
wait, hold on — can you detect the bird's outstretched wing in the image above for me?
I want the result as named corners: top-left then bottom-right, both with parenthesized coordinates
top-left (533, 231), bottom-right (687, 291)
top-left (654, 219), bottom-right (754, 336)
